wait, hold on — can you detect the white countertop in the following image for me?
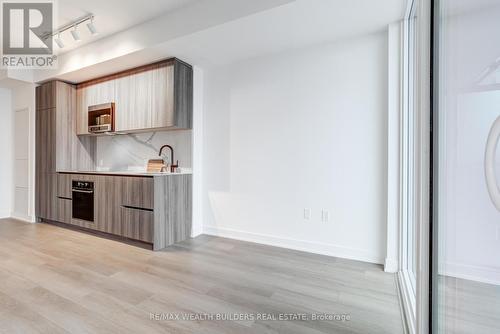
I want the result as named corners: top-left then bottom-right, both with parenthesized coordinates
top-left (58, 169), bottom-right (192, 177)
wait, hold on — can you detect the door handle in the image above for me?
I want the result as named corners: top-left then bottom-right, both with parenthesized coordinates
top-left (485, 115), bottom-right (500, 211)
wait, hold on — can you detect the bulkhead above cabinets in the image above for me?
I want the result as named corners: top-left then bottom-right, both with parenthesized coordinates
top-left (76, 58), bottom-right (193, 136)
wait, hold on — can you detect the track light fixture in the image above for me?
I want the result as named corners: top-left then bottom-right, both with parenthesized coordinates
top-left (51, 14), bottom-right (96, 48)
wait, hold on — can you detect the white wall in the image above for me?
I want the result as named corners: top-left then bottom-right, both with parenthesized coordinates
top-left (0, 89), bottom-right (12, 218)
top-left (439, 4), bottom-right (500, 285)
top-left (386, 22), bottom-right (402, 273)
top-left (11, 83), bottom-right (36, 222)
top-left (202, 32), bottom-right (389, 264)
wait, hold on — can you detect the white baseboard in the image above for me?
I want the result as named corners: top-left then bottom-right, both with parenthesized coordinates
top-left (442, 262), bottom-right (500, 286)
top-left (384, 258), bottom-right (399, 273)
top-left (10, 213), bottom-right (35, 223)
top-left (191, 224), bottom-right (203, 238)
top-left (202, 226), bottom-right (383, 264)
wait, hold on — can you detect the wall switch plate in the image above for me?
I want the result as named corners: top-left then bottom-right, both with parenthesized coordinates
top-left (304, 208), bottom-right (311, 220)
top-left (321, 210), bottom-right (330, 222)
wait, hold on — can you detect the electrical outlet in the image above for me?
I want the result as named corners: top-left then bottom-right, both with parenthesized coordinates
top-left (321, 210), bottom-right (330, 222)
top-left (304, 208), bottom-right (311, 220)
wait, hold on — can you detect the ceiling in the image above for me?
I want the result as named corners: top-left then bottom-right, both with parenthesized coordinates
top-left (37, 0), bottom-right (405, 83)
top-left (55, 0), bottom-right (200, 53)
top-left (156, 0), bottom-right (406, 67)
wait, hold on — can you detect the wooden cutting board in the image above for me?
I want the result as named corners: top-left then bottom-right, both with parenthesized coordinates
top-left (147, 159), bottom-right (165, 173)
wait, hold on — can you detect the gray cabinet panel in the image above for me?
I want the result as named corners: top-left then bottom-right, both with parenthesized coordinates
top-left (94, 175), bottom-right (122, 235)
top-left (173, 59), bottom-right (193, 129)
top-left (120, 206), bottom-right (154, 243)
top-left (153, 174), bottom-right (192, 250)
top-left (114, 65), bottom-right (174, 132)
top-left (120, 177), bottom-right (154, 210)
top-left (35, 81), bottom-right (55, 110)
top-left (56, 198), bottom-right (72, 224)
top-left (55, 81), bottom-right (96, 171)
top-left (57, 173), bottom-right (72, 199)
top-left (35, 106), bottom-right (57, 221)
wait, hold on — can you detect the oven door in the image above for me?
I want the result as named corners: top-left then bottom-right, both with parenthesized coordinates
top-left (72, 189), bottom-right (94, 222)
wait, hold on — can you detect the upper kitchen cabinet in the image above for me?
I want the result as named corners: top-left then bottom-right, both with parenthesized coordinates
top-left (76, 80), bottom-right (115, 135)
top-left (76, 58), bottom-right (193, 135)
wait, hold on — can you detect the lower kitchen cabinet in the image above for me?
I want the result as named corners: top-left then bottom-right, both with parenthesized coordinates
top-left (120, 206), bottom-right (154, 243)
top-left (52, 172), bottom-right (191, 249)
top-left (119, 177), bottom-right (154, 210)
top-left (56, 197), bottom-right (72, 224)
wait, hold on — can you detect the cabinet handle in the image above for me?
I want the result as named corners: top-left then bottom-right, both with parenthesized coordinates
top-left (122, 205), bottom-right (153, 212)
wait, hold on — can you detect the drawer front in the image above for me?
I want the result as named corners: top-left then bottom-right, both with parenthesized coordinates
top-left (120, 177), bottom-right (154, 210)
top-left (57, 173), bottom-right (73, 198)
top-left (56, 198), bottom-right (72, 224)
top-left (120, 206), bottom-right (153, 243)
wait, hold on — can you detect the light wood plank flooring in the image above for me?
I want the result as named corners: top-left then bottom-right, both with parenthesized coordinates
top-left (0, 218), bottom-right (404, 334)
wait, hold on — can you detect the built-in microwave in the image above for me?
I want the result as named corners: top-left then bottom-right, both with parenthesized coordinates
top-left (88, 102), bottom-right (115, 133)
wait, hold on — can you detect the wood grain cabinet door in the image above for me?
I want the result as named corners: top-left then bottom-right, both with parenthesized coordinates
top-left (35, 107), bottom-right (57, 220)
top-left (56, 198), bottom-right (72, 224)
top-left (56, 174), bottom-right (72, 199)
top-left (114, 65), bottom-right (174, 132)
top-left (120, 177), bottom-right (154, 210)
top-left (35, 81), bottom-right (55, 110)
top-left (120, 206), bottom-right (154, 243)
top-left (94, 175), bottom-right (122, 235)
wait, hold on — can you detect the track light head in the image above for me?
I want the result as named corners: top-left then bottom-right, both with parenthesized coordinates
top-left (71, 25), bottom-right (80, 42)
top-left (86, 17), bottom-right (98, 35)
top-left (54, 33), bottom-right (64, 48)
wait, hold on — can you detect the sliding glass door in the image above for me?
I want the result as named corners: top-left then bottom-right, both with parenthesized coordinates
top-left (400, 1), bottom-right (419, 327)
top-left (433, 0), bottom-right (500, 332)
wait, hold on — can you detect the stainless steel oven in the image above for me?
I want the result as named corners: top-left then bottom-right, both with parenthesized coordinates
top-left (72, 181), bottom-right (94, 222)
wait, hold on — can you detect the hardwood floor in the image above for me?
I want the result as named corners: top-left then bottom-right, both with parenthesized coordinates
top-left (0, 218), bottom-right (404, 334)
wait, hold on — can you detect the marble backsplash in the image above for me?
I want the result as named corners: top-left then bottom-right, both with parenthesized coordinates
top-left (95, 130), bottom-right (192, 171)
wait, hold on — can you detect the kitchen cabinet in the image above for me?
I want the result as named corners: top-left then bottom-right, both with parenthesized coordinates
top-left (120, 206), bottom-right (154, 243)
top-left (94, 175), bottom-right (122, 235)
top-left (119, 177), bottom-right (154, 210)
top-left (35, 106), bottom-right (57, 221)
top-left (55, 172), bottom-right (192, 250)
top-left (55, 81), bottom-right (96, 171)
top-left (35, 81), bottom-right (56, 110)
top-left (76, 80), bottom-right (115, 135)
top-left (56, 198), bottom-right (72, 225)
top-left (35, 81), bottom-right (96, 222)
top-left (76, 58), bottom-right (192, 135)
